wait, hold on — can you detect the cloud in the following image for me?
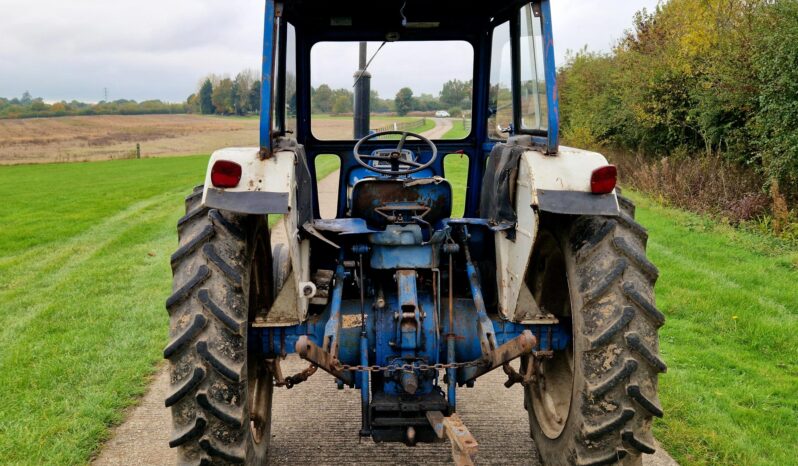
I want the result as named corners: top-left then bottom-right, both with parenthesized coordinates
top-left (551, 0), bottom-right (661, 63)
top-left (0, 0), bottom-right (263, 102)
top-left (0, 0), bottom-right (659, 102)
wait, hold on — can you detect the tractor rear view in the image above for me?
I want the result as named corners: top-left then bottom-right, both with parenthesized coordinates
top-left (165, 1), bottom-right (666, 465)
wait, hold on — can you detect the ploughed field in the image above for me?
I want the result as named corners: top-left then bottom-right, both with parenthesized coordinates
top-left (0, 115), bottom-right (259, 165)
top-left (0, 155), bottom-right (796, 465)
top-left (0, 114), bottom-right (434, 165)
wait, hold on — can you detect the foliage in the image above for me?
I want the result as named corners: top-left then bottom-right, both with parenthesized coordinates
top-left (370, 90), bottom-right (394, 113)
top-left (331, 94), bottom-right (352, 115)
top-left (199, 79), bottom-right (214, 115)
top-left (312, 84), bottom-right (333, 113)
top-left (447, 106), bottom-right (463, 118)
top-left (308, 79), bottom-right (475, 115)
top-left (233, 71), bottom-right (256, 115)
top-left (394, 87), bottom-right (414, 116)
top-left (189, 70), bottom-right (262, 116)
top-left (558, 0), bottom-right (798, 201)
top-left (0, 93), bottom-right (186, 120)
top-left (211, 78), bottom-right (235, 115)
top-left (439, 79), bottom-right (473, 109)
top-left (751, 0), bottom-right (798, 193)
top-left (250, 80), bottom-right (262, 115)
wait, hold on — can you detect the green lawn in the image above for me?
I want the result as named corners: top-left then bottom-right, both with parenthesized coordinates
top-left (0, 155), bottom-right (338, 464)
top-left (444, 153), bottom-right (470, 217)
top-left (0, 155), bottom-right (795, 464)
top-left (442, 118), bottom-right (471, 140)
top-left (628, 192), bottom-right (798, 466)
top-left (0, 156), bottom-right (209, 464)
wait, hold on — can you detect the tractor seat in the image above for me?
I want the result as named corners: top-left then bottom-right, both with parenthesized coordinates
top-left (350, 177), bottom-right (452, 229)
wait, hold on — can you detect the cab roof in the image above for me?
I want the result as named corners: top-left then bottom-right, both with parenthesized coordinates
top-left (283, 0), bottom-right (532, 36)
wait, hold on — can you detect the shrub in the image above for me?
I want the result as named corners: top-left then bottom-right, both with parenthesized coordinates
top-left (447, 107), bottom-right (463, 118)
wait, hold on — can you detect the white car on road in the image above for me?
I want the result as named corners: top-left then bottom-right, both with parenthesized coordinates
top-left (434, 110), bottom-right (450, 118)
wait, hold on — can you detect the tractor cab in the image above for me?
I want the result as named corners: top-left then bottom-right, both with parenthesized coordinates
top-left (172, 1), bottom-right (665, 464)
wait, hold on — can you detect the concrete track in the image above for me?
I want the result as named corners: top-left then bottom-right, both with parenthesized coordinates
top-left (421, 118), bottom-right (454, 140)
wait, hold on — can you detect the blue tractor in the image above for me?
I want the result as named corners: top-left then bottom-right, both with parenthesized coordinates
top-left (165, 1), bottom-right (666, 464)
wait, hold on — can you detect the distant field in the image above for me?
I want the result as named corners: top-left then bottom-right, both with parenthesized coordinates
top-left (0, 115), bottom-right (259, 165)
top-left (308, 114), bottom-right (427, 140)
top-left (0, 114), bottom-right (435, 165)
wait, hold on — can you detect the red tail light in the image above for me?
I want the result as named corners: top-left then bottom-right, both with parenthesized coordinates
top-left (211, 161), bottom-right (242, 188)
top-left (591, 165), bottom-right (617, 194)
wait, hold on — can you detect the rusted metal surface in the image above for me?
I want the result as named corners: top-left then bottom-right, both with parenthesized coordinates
top-left (463, 330), bottom-right (537, 384)
top-left (502, 359), bottom-right (534, 389)
top-left (310, 269), bottom-right (333, 306)
top-left (302, 221), bottom-right (340, 249)
top-left (351, 179), bottom-right (453, 226)
top-left (269, 358), bottom-right (318, 389)
top-left (426, 411), bottom-right (479, 466)
top-left (295, 336), bottom-right (354, 386)
top-left (311, 218), bottom-right (379, 235)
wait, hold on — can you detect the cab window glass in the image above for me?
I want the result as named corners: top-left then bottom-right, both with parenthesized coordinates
top-left (285, 23), bottom-right (297, 134)
top-left (519, 4), bottom-right (547, 131)
top-left (310, 41), bottom-right (473, 140)
top-left (444, 154), bottom-right (470, 217)
top-left (487, 21), bottom-right (512, 141)
top-left (314, 154), bottom-right (340, 219)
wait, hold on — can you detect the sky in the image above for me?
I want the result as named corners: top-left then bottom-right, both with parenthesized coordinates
top-left (0, 0), bottom-right (660, 103)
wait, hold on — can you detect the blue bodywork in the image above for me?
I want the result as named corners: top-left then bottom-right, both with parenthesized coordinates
top-left (254, 0), bottom-right (567, 444)
top-left (257, 299), bottom-right (569, 386)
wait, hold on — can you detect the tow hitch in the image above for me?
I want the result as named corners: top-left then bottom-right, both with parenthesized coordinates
top-left (427, 411), bottom-right (479, 466)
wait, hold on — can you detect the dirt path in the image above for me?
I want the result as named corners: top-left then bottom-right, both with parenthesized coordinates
top-left (421, 118), bottom-right (454, 140)
top-left (93, 171), bottom-right (678, 465)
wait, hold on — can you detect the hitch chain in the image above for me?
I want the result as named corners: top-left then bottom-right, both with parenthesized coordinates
top-left (269, 359), bottom-right (486, 389)
top-left (338, 358), bottom-right (487, 373)
top-left (269, 359), bottom-right (319, 389)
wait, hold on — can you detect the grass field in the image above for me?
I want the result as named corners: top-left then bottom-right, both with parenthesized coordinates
top-left (442, 118), bottom-right (471, 140)
top-left (0, 155), bottom-right (796, 464)
top-left (631, 193), bottom-right (798, 465)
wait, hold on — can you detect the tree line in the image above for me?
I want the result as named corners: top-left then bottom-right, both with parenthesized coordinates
top-left (187, 70), bottom-right (262, 116)
top-left (0, 92), bottom-right (185, 119)
top-left (558, 0), bottom-right (798, 201)
top-left (309, 79), bottom-right (473, 117)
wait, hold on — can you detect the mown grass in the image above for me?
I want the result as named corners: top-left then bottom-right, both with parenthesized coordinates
top-left (627, 191), bottom-right (798, 466)
top-left (0, 155), bottom-right (339, 464)
top-left (0, 155), bottom-right (795, 465)
top-left (442, 119), bottom-right (471, 140)
top-left (444, 153), bottom-right (470, 217)
top-left (0, 156), bottom-right (209, 464)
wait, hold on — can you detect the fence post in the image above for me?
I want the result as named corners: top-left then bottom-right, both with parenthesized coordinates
top-left (136, 143), bottom-right (141, 159)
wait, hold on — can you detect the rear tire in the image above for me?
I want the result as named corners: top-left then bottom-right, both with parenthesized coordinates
top-left (165, 186), bottom-right (274, 465)
top-left (525, 198), bottom-right (666, 466)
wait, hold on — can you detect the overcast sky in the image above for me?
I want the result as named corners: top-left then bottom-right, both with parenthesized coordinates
top-left (0, 0), bottom-right (660, 103)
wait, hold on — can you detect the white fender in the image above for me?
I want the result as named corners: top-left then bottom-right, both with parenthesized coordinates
top-left (495, 145), bottom-right (619, 320)
top-left (201, 147), bottom-right (310, 326)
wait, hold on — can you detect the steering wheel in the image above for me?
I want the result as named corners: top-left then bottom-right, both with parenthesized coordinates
top-left (353, 131), bottom-right (438, 176)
